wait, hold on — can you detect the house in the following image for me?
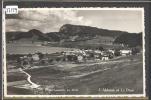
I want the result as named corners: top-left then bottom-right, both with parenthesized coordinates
top-left (108, 49), bottom-right (115, 55)
top-left (77, 55), bottom-right (84, 62)
top-left (63, 50), bottom-right (86, 62)
top-left (32, 53), bottom-right (40, 61)
top-left (101, 55), bottom-right (109, 60)
top-left (84, 49), bottom-right (94, 58)
top-left (100, 51), bottom-right (111, 60)
top-left (94, 50), bottom-right (102, 57)
top-left (120, 49), bottom-right (132, 56)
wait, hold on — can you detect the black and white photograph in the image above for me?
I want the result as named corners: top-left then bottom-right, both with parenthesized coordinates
top-left (3, 8), bottom-right (145, 97)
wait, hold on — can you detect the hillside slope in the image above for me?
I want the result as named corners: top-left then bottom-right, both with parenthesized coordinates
top-left (114, 33), bottom-right (142, 47)
top-left (6, 29), bottom-right (51, 42)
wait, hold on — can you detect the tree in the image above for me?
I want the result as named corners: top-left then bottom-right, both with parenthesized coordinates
top-left (98, 46), bottom-right (104, 51)
top-left (37, 52), bottom-right (44, 60)
top-left (132, 48), bottom-right (140, 55)
top-left (114, 50), bottom-right (121, 56)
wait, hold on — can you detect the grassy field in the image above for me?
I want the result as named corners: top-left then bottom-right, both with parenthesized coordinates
top-left (7, 53), bottom-right (143, 95)
top-left (6, 41), bottom-right (124, 55)
top-left (6, 44), bottom-right (76, 54)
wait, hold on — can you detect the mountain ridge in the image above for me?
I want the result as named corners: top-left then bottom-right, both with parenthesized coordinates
top-left (6, 24), bottom-right (142, 47)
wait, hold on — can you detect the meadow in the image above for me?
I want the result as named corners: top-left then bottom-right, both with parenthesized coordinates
top-left (6, 43), bottom-right (75, 54)
top-left (7, 53), bottom-right (143, 95)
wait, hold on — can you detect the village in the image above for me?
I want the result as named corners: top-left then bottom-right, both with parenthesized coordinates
top-left (7, 46), bottom-right (140, 69)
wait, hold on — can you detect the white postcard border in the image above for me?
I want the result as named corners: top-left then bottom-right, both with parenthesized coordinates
top-left (3, 7), bottom-right (146, 98)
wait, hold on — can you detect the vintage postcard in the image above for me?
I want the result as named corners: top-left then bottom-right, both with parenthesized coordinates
top-left (2, 7), bottom-right (146, 98)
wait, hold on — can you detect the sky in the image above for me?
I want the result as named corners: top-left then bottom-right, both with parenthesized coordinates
top-left (6, 8), bottom-right (143, 33)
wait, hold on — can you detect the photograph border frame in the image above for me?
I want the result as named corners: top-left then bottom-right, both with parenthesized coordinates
top-left (2, 1), bottom-right (151, 100)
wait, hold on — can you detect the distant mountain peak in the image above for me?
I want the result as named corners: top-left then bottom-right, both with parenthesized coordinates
top-left (28, 29), bottom-right (42, 35)
top-left (59, 24), bottom-right (127, 37)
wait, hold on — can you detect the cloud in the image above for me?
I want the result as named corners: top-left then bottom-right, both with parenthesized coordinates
top-left (6, 9), bottom-right (92, 33)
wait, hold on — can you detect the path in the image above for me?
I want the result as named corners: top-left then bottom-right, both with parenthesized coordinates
top-left (19, 68), bottom-right (40, 88)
